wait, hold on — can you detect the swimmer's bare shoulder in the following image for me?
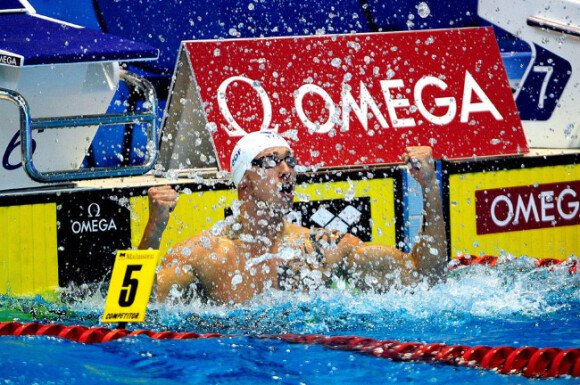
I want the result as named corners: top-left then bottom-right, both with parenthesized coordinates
top-left (156, 232), bottom-right (236, 302)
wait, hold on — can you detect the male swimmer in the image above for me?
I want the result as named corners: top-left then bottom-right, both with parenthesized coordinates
top-left (139, 131), bottom-right (447, 304)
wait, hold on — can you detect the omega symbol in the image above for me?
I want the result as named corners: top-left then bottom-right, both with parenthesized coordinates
top-left (87, 203), bottom-right (101, 218)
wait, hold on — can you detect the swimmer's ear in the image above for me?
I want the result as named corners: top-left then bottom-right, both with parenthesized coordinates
top-left (237, 180), bottom-right (250, 200)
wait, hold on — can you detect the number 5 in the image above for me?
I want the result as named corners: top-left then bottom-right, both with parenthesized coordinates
top-left (119, 265), bottom-right (142, 307)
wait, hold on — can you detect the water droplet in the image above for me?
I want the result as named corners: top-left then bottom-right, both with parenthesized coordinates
top-left (206, 122), bottom-right (217, 133)
top-left (232, 273), bottom-right (244, 286)
top-left (297, 193), bottom-right (311, 202)
top-left (564, 123), bottom-right (574, 138)
top-left (345, 185), bottom-right (356, 201)
top-left (416, 2), bottom-right (431, 18)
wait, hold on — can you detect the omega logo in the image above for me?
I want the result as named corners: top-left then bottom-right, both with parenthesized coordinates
top-left (216, 71), bottom-right (503, 136)
top-left (475, 181), bottom-right (580, 235)
top-left (87, 203), bottom-right (101, 218)
top-left (71, 202), bottom-right (118, 234)
top-left (489, 188), bottom-right (579, 227)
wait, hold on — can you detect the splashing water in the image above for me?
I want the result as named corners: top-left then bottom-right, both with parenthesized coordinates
top-left (3, 258), bottom-right (577, 338)
top-left (1, 257), bottom-right (578, 384)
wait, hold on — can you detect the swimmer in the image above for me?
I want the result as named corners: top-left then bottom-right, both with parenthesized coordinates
top-left (139, 131), bottom-right (447, 304)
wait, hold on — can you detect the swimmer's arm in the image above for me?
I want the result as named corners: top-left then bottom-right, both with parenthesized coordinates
top-left (155, 235), bottom-right (227, 302)
top-left (156, 249), bottom-right (199, 302)
top-left (315, 224), bottom-right (419, 287)
top-left (402, 146), bottom-right (448, 285)
top-left (406, 178), bottom-right (448, 285)
top-left (339, 147), bottom-right (448, 287)
top-left (138, 186), bottom-right (178, 250)
top-left (346, 182), bottom-right (448, 287)
top-left (155, 239), bottom-right (210, 302)
top-left (339, 237), bottom-right (418, 287)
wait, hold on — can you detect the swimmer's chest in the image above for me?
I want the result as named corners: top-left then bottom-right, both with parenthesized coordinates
top-left (209, 234), bottom-right (333, 297)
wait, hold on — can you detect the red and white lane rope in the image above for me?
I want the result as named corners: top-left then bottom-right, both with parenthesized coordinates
top-left (1, 321), bottom-right (579, 378)
top-left (449, 255), bottom-right (577, 274)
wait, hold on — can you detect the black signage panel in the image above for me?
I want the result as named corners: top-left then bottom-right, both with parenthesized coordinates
top-left (0, 54), bottom-right (22, 67)
top-left (56, 191), bottom-right (131, 286)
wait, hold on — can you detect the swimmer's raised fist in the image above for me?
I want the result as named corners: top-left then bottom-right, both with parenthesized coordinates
top-left (148, 185), bottom-right (178, 223)
top-left (401, 146), bottom-right (436, 188)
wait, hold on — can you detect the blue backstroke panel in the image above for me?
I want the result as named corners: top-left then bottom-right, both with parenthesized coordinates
top-left (0, 0), bottom-right (28, 13)
top-left (0, 13), bottom-right (158, 66)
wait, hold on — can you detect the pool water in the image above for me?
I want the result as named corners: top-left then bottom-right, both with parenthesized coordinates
top-left (1, 257), bottom-right (579, 384)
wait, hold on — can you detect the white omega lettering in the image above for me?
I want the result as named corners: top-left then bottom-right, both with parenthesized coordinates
top-left (491, 195), bottom-right (514, 227)
top-left (414, 76), bottom-right (457, 125)
top-left (540, 191), bottom-right (555, 222)
top-left (295, 84), bottom-right (338, 134)
top-left (341, 81), bottom-right (389, 131)
top-left (70, 218), bottom-right (117, 234)
top-left (380, 79), bottom-right (416, 128)
top-left (216, 70), bottom-right (503, 135)
top-left (558, 188), bottom-right (579, 220)
top-left (217, 76), bottom-right (273, 136)
top-left (0, 55), bottom-right (17, 66)
top-left (72, 222), bottom-right (81, 234)
top-left (514, 194), bottom-right (539, 224)
top-left (486, 185), bottom-right (580, 231)
top-left (99, 219), bottom-right (109, 231)
top-left (460, 71), bottom-right (503, 123)
top-left (82, 221), bottom-right (93, 233)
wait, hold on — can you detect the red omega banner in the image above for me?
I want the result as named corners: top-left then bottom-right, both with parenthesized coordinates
top-left (182, 27), bottom-right (528, 171)
top-left (475, 180), bottom-right (580, 235)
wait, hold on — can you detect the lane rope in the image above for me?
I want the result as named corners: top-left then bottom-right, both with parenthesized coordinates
top-left (1, 321), bottom-right (579, 378)
top-left (449, 256), bottom-right (578, 274)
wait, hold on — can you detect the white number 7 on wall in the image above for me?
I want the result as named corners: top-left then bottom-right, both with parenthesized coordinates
top-left (532, 65), bottom-right (553, 109)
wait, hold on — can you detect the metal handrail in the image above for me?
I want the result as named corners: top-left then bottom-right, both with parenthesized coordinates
top-left (0, 70), bottom-right (158, 182)
top-left (527, 15), bottom-right (580, 38)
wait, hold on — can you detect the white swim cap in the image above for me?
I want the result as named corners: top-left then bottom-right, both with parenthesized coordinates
top-left (230, 130), bottom-right (292, 187)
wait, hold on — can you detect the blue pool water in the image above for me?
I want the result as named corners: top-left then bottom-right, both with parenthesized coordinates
top-left (1, 257), bottom-right (579, 384)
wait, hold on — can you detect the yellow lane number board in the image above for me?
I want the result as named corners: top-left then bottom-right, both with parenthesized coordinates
top-left (103, 250), bottom-right (158, 323)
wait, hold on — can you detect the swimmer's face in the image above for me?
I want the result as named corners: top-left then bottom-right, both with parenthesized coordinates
top-left (243, 147), bottom-right (296, 210)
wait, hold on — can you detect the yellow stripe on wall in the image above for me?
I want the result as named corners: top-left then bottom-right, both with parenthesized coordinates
top-left (130, 188), bottom-right (239, 258)
top-left (130, 178), bottom-right (397, 258)
top-left (449, 164), bottom-right (580, 260)
top-left (0, 203), bottom-right (59, 295)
